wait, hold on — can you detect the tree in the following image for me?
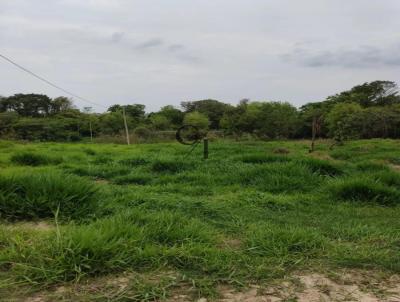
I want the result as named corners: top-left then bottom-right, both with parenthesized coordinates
top-left (326, 103), bottom-right (363, 140)
top-left (158, 105), bottom-right (184, 127)
top-left (149, 114), bottom-right (171, 130)
top-left (326, 81), bottom-right (400, 107)
top-left (0, 111), bottom-right (19, 135)
top-left (51, 97), bottom-right (74, 114)
top-left (183, 111), bottom-right (209, 130)
top-left (108, 104), bottom-right (146, 122)
top-left (255, 102), bottom-right (300, 139)
top-left (3, 94), bottom-right (52, 117)
top-left (181, 99), bottom-right (232, 129)
top-left (220, 99), bottom-right (249, 138)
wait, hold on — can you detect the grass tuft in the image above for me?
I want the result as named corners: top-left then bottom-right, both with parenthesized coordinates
top-left (239, 154), bottom-right (291, 164)
top-left (328, 178), bottom-right (400, 206)
top-left (299, 158), bottom-right (343, 177)
top-left (118, 157), bottom-right (149, 167)
top-left (245, 223), bottom-right (327, 259)
top-left (112, 174), bottom-right (152, 185)
top-left (151, 159), bottom-right (192, 173)
top-left (10, 152), bottom-right (62, 166)
top-left (0, 170), bottom-right (98, 220)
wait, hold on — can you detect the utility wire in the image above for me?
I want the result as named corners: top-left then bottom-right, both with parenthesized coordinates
top-left (0, 52), bottom-right (107, 109)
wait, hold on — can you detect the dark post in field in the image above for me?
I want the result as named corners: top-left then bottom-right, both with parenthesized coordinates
top-left (310, 116), bottom-right (317, 153)
top-left (122, 107), bottom-right (130, 145)
top-left (203, 138), bottom-right (209, 160)
top-left (176, 125), bottom-right (209, 159)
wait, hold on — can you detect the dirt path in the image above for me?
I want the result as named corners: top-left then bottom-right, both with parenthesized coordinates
top-left (171, 271), bottom-right (400, 302)
top-left (21, 270), bottom-right (400, 302)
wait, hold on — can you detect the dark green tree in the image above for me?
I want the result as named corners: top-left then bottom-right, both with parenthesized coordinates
top-left (181, 99), bottom-right (232, 129)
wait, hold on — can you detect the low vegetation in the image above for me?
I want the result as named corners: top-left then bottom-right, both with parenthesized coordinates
top-left (0, 139), bottom-right (400, 301)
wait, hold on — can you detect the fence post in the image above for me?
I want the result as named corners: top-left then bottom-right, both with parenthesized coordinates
top-left (203, 138), bottom-right (209, 159)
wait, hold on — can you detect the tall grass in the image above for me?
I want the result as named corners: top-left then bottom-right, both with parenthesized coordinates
top-left (328, 177), bottom-right (400, 206)
top-left (10, 152), bottom-right (62, 166)
top-left (1, 139), bottom-right (400, 300)
top-left (0, 170), bottom-right (98, 220)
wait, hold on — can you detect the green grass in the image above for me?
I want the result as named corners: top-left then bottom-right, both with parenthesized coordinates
top-left (10, 152), bottom-right (62, 166)
top-left (1, 139), bottom-right (400, 300)
top-left (0, 169), bottom-right (99, 220)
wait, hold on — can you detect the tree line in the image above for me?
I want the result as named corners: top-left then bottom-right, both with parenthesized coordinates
top-left (0, 80), bottom-right (399, 142)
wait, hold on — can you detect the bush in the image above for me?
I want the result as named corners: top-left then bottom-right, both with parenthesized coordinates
top-left (0, 170), bottom-right (98, 220)
top-left (328, 178), bottom-right (400, 206)
top-left (10, 152), bottom-right (62, 166)
top-left (133, 127), bottom-right (153, 141)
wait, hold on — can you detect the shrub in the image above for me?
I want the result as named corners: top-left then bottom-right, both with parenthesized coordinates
top-left (328, 178), bottom-right (400, 206)
top-left (10, 152), bottom-right (62, 166)
top-left (0, 170), bottom-right (98, 220)
top-left (133, 127), bottom-right (153, 141)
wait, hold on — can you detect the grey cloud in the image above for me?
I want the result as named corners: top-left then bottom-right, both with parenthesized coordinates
top-left (135, 38), bottom-right (164, 50)
top-left (283, 44), bottom-right (400, 68)
top-left (168, 44), bottom-right (185, 52)
top-left (176, 53), bottom-right (201, 64)
top-left (111, 32), bottom-right (124, 43)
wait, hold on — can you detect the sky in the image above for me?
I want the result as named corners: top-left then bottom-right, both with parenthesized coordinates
top-left (1, 0), bottom-right (400, 112)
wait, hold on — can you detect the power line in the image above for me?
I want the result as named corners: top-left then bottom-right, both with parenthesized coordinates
top-left (0, 52), bottom-right (107, 109)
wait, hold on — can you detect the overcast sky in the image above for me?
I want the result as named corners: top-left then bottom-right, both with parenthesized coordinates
top-left (1, 0), bottom-right (399, 112)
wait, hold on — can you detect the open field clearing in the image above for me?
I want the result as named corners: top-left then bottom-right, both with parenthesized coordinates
top-left (1, 139), bottom-right (400, 301)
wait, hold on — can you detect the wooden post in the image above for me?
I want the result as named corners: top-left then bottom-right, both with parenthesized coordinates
top-left (122, 107), bottom-right (130, 145)
top-left (203, 138), bottom-right (208, 159)
top-left (89, 119), bottom-right (93, 142)
top-left (310, 116), bottom-right (316, 153)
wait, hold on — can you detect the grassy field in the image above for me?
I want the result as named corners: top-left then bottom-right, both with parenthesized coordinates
top-left (1, 139), bottom-right (400, 301)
